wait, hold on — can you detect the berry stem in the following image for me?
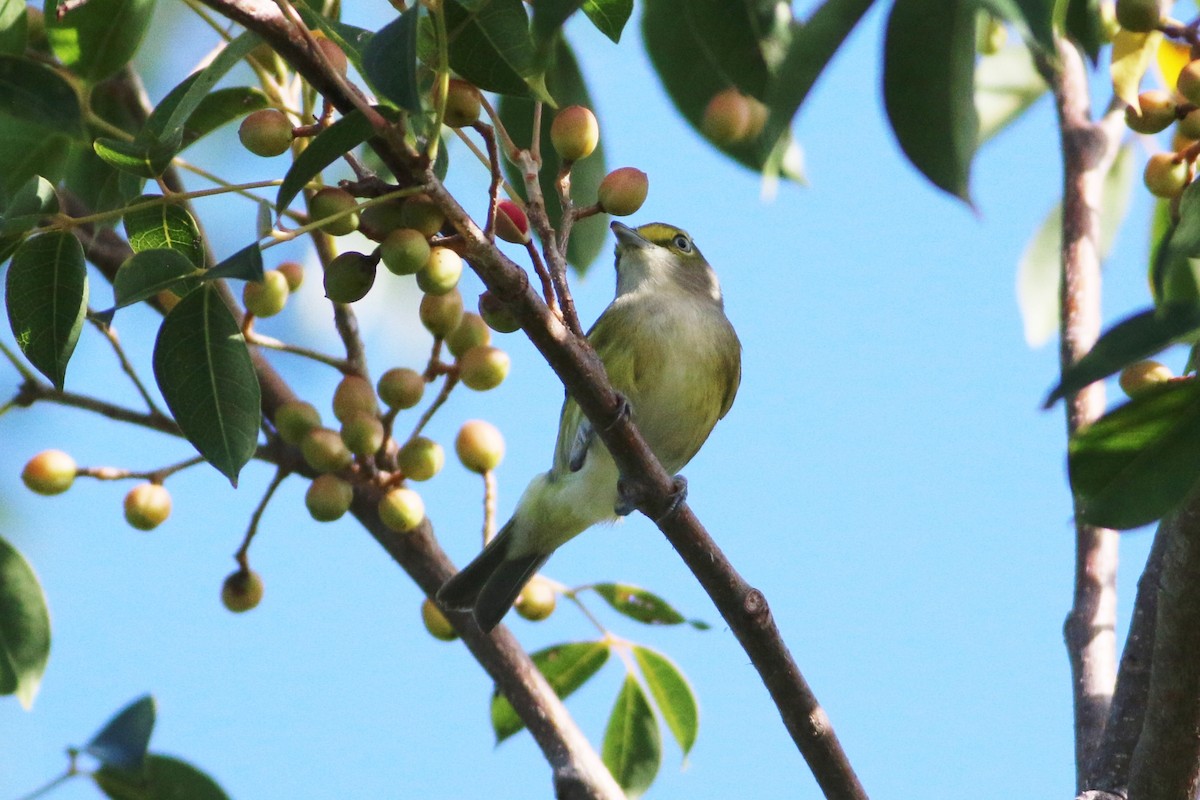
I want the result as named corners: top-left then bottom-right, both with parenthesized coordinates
top-left (234, 466), bottom-right (290, 568)
top-left (482, 469), bottom-right (497, 546)
top-left (89, 314), bottom-right (167, 419)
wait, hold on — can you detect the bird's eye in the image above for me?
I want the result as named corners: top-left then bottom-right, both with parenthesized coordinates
top-left (672, 234), bottom-right (692, 252)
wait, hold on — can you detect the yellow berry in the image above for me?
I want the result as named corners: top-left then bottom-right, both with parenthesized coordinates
top-left (550, 105), bottom-right (599, 161)
top-left (242, 269), bottom-right (290, 318)
top-left (437, 78), bottom-right (482, 127)
top-left (421, 597), bottom-right (457, 641)
top-left (420, 289), bottom-right (465, 338)
top-left (455, 420), bottom-right (504, 473)
top-left (446, 313), bottom-right (491, 358)
top-left (275, 400), bottom-right (321, 445)
top-left (379, 487), bottom-right (425, 532)
top-left (459, 346), bottom-right (510, 391)
top-left (515, 575), bottom-right (556, 621)
top-left (377, 368), bottom-right (426, 410)
top-left (1143, 152), bottom-right (1190, 198)
top-left (702, 89), bottom-right (753, 144)
top-left (123, 483), bottom-right (172, 531)
top-left (310, 188), bottom-right (360, 236)
top-left (277, 261), bottom-right (305, 292)
top-left (301, 428), bottom-right (353, 473)
top-left (380, 228), bottom-right (431, 276)
top-left (238, 109), bottom-right (293, 157)
top-left (340, 412), bottom-right (385, 456)
top-left (332, 375), bottom-right (379, 423)
top-left (597, 168), bottom-right (649, 216)
top-left (1125, 90), bottom-right (1176, 135)
top-left (398, 436), bottom-right (444, 481)
top-left (417, 247), bottom-right (463, 295)
top-left (21, 450), bottom-right (75, 495)
top-left (1119, 360), bottom-right (1174, 397)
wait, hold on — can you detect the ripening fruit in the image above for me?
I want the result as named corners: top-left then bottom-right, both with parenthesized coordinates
top-left (1143, 152), bottom-right (1190, 198)
top-left (1180, 108), bottom-right (1200, 140)
top-left (421, 597), bottom-right (457, 641)
top-left (359, 200), bottom-right (407, 241)
top-left (550, 105), bottom-right (600, 162)
top-left (420, 289), bottom-right (465, 338)
top-left (380, 228), bottom-right (431, 275)
top-left (278, 261), bottom-right (305, 291)
top-left (323, 251), bottom-right (378, 303)
top-left (400, 194), bottom-right (445, 237)
top-left (1116, 0), bottom-right (1162, 32)
top-left (437, 78), bottom-right (482, 127)
top-left (417, 247), bottom-right (463, 295)
top-left (597, 168), bottom-right (649, 216)
top-left (340, 413), bottom-right (385, 456)
top-left (333, 375), bottom-right (379, 423)
top-left (455, 419), bottom-right (505, 473)
top-left (479, 291), bottom-right (521, 333)
top-left (1126, 90), bottom-right (1177, 135)
top-left (459, 346), bottom-right (511, 391)
top-left (238, 109), bottom-right (293, 157)
top-left (744, 96), bottom-right (769, 140)
top-left (378, 487), bottom-right (426, 532)
top-left (1178, 60), bottom-right (1200, 107)
top-left (1119, 360), bottom-right (1174, 397)
top-left (305, 474), bottom-right (354, 521)
top-left (310, 187), bottom-right (360, 236)
top-left (242, 269), bottom-right (290, 318)
top-left (301, 427), bottom-right (353, 473)
top-left (221, 568), bottom-right (264, 613)
top-left (276, 400), bottom-right (321, 445)
top-left (398, 436), bottom-right (445, 481)
top-left (123, 483), bottom-right (172, 531)
top-left (21, 450), bottom-right (76, 495)
top-left (377, 368), bottom-right (425, 410)
top-left (314, 35), bottom-right (348, 75)
top-left (495, 200), bottom-right (531, 244)
top-left (446, 313), bottom-right (491, 358)
top-left (515, 575), bottom-right (556, 622)
top-left (702, 89), bottom-right (753, 144)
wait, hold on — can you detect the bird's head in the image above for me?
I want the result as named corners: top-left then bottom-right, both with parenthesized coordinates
top-left (611, 221), bottom-right (722, 304)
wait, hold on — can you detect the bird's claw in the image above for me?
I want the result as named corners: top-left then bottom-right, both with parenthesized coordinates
top-left (603, 393), bottom-right (632, 432)
top-left (656, 475), bottom-right (688, 523)
top-left (615, 477), bottom-right (636, 516)
top-left (614, 474), bottom-right (688, 521)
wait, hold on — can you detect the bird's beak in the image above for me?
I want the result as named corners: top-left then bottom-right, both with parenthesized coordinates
top-left (611, 221), bottom-right (648, 250)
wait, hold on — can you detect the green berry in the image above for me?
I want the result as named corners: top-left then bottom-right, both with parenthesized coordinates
top-left (597, 168), bottom-right (649, 216)
top-left (702, 89), bottom-right (752, 145)
top-left (21, 450), bottom-right (75, 495)
top-left (398, 436), bottom-right (444, 481)
top-left (310, 187), bottom-right (360, 236)
top-left (275, 400), bottom-right (321, 445)
top-left (1125, 90), bottom-right (1177, 135)
top-left (314, 35), bottom-right (348, 75)
top-left (400, 194), bottom-right (445, 238)
top-left (242, 269), bottom-right (290, 318)
top-left (420, 289), bottom-right (465, 338)
top-left (478, 292), bottom-right (521, 333)
top-left (380, 228), bottom-right (431, 276)
top-left (359, 200), bottom-right (408, 241)
top-left (123, 483), bottom-right (172, 531)
top-left (301, 428), bottom-right (353, 473)
top-left (1116, 0), bottom-right (1162, 32)
top-left (378, 487), bottom-right (425, 532)
top-left (305, 474), bottom-right (354, 521)
top-left (323, 251), bottom-right (378, 303)
top-left (455, 419), bottom-right (504, 473)
top-left (332, 374), bottom-right (379, 423)
top-left (417, 247), bottom-right (463, 295)
top-left (377, 368), bottom-right (425, 410)
top-left (421, 597), bottom-right (457, 641)
top-left (221, 568), bottom-right (264, 613)
top-left (515, 575), bottom-right (556, 622)
top-left (238, 109), bottom-right (293, 157)
top-left (1178, 60), bottom-right (1200, 107)
top-left (550, 105), bottom-right (599, 161)
top-left (340, 412), bottom-right (385, 456)
top-left (1144, 152), bottom-right (1190, 198)
top-left (438, 78), bottom-right (482, 127)
top-left (459, 346), bottom-right (510, 391)
top-left (446, 313), bottom-right (491, 358)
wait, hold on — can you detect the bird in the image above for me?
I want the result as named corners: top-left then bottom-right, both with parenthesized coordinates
top-left (436, 220), bottom-right (742, 632)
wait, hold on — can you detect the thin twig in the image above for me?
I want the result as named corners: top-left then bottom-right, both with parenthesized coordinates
top-left (407, 374), bottom-right (458, 443)
top-left (245, 330), bottom-right (352, 372)
top-left (235, 467), bottom-right (290, 568)
top-left (90, 316), bottom-right (166, 417)
top-left (14, 380), bottom-right (180, 437)
top-left (482, 469), bottom-right (497, 546)
top-left (78, 455), bottom-right (206, 482)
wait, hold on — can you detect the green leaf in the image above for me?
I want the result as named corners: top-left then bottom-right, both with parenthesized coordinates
top-left (204, 243), bottom-right (263, 283)
top-left (491, 641), bottom-right (610, 742)
top-left (1152, 178), bottom-right (1200, 305)
top-left (443, 0), bottom-right (548, 100)
top-left (0, 535), bottom-right (50, 709)
top-left (756, 0), bottom-right (874, 159)
top-left (0, 117), bottom-right (71, 197)
top-left (113, 249), bottom-right (201, 309)
top-left (123, 196), bottom-right (204, 266)
top-left (152, 285), bottom-right (261, 485)
top-left (1065, 0), bottom-right (1104, 63)
top-left (1007, 0), bottom-right (1055, 51)
top-left (94, 753), bottom-right (231, 800)
top-left (499, 38), bottom-right (607, 272)
top-left (532, 0), bottom-right (583, 51)
top-left (44, 0), bottom-right (155, 84)
top-left (293, 1), bottom-right (374, 78)
top-left (92, 137), bottom-right (174, 179)
top-left (883, 0), bottom-right (978, 203)
top-left (1069, 379), bottom-right (1200, 529)
top-left (362, 6), bottom-right (422, 113)
top-left (1044, 305), bottom-right (1200, 407)
top-left (0, 175), bottom-right (58, 262)
top-left (591, 583), bottom-right (709, 628)
top-left (602, 675), bottom-right (661, 799)
top-left (181, 87), bottom-right (270, 148)
top-left (975, 43), bottom-right (1047, 144)
top-left (0, 0), bottom-right (27, 56)
top-left (632, 646), bottom-right (698, 757)
top-left (275, 107), bottom-right (397, 212)
top-left (0, 55), bottom-right (84, 134)
top-left (5, 232), bottom-right (87, 389)
top-left (85, 695), bottom-right (156, 772)
top-left (582, 0), bottom-right (632, 43)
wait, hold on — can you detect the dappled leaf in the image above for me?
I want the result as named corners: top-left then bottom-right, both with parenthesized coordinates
top-left (0, 175), bottom-right (58, 262)
top-left (362, 6), bottom-right (422, 113)
top-left (113, 249), bottom-right (201, 309)
top-left (94, 753), bottom-right (230, 800)
top-left (632, 646), bottom-right (698, 757)
top-left (0, 0), bottom-right (26, 55)
top-left (602, 675), bottom-right (661, 798)
top-left (0, 535), bottom-right (50, 709)
top-left (5, 232), bottom-right (87, 389)
top-left (1069, 379), bottom-right (1200, 529)
top-left (591, 583), bottom-right (708, 628)
top-left (86, 695), bottom-right (156, 773)
top-left (153, 285), bottom-right (261, 485)
top-left (44, 0), bottom-right (155, 83)
top-left (491, 641), bottom-right (610, 741)
top-left (92, 137), bottom-right (175, 179)
top-left (883, 0), bottom-right (978, 203)
top-left (123, 196), bottom-right (204, 266)
top-left (1111, 30), bottom-right (1161, 110)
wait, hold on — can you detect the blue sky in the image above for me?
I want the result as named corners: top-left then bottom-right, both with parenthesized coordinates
top-left (0, 3), bottom-right (1166, 799)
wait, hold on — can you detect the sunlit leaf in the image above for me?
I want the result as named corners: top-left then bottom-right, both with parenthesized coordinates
top-left (491, 641), bottom-right (610, 742)
top-left (92, 137), bottom-right (174, 179)
top-left (582, 0), bottom-right (632, 43)
top-left (975, 43), bottom-right (1047, 144)
top-left (43, 0), bottom-right (155, 83)
top-left (123, 196), bottom-right (204, 266)
top-left (602, 676), bottom-right (661, 799)
top-left (1157, 37), bottom-right (1190, 90)
top-left (1111, 29), bottom-right (1162, 110)
top-left (0, 0), bottom-right (27, 55)
top-left (94, 753), bottom-right (231, 800)
top-left (85, 695), bottom-right (156, 772)
top-left (153, 285), bottom-right (261, 485)
top-left (5, 232), bottom-right (87, 388)
top-left (0, 535), bottom-right (50, 709)
top-left (591, 583), bottom-right (708, 628)
top-left (1069, 379), bottom-right (1200, 529)
top-left (632, 646), bottom-right (698, 757)
top-left (1, 175), bottom-right (58, 234)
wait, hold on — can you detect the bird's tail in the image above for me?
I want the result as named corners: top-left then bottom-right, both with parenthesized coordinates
top-left (436, 520), bottom-right (549, 632)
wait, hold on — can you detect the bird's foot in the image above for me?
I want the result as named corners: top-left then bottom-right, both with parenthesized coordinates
top-left (656, 475), bottom-right (688, 523)
top-left (614, 474), bottom-right (688, 521)
top-left (615, 477), bottom-right (637, 516)
top-left (603, 392), bottom-right (632, 431)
